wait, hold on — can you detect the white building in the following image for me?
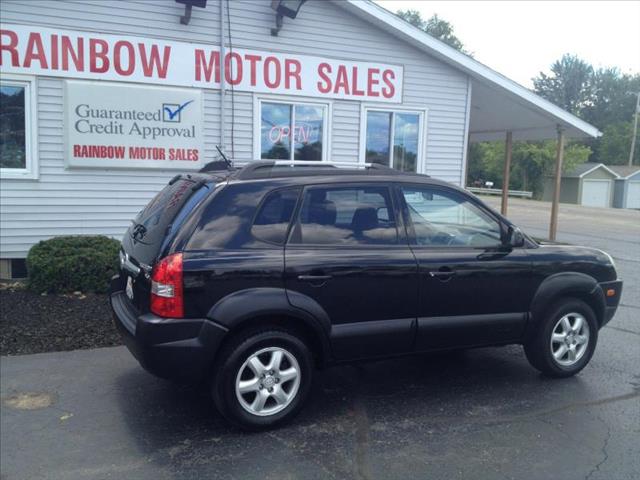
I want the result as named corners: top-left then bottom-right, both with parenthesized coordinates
top-left (0, 0), bottom-right (599, 278)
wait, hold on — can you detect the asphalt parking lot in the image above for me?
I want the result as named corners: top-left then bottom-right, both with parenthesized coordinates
top-left (2, 198), bottom-right (639, 480)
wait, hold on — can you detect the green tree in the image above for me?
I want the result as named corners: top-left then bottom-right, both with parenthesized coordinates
top-left (533, 56), bottom-right (640, 165)
top-left (533, 54), bottom-right (593, 115)
top-left (596, 122), bottom-right (637, 165)
top-left (468, 141), bottom-right (591, 198)
top-left (396, 10), bottom-right (469, 54)
top-left (583, 68), bottom-right (639, 127)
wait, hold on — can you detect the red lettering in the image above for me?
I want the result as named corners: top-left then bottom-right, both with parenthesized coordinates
top-left (61, 36), bottom-right (84, 72)
top-left (194, 49), bottom-right (220, 83)
top-left (50, 34), bottom-right (59, 70)
top-left (129, 147), bottom-right (165, 160)
top-left (169, 148), bottom-right (199, 161)
top-left (285, 59), bottom-right (301, 90)
top-left (367, 68), bottom-right (380, 97)
top-left (382, 69), bottom-right (395, 99)
top-left (24, 33), bottom-right (48, 69)
top-left (225, 51), bottom-right (243, 85)
top-left (317, 63), bottom-right (332, 94)
top-left (245, 54), bottom-right (261, 86)
top-left (352, 67), bottom-right (364, 96)
top-left (139, 44), bottom-right (171, 78)
top-left (0, 29), bottom-right (19, 67)
top-left (114, 40), bottom-right (135, 76)
top-left (334, 65), bottom-right (349, 95)
top-left (263, 56), bottom-right (281, 88)
top-left (90, 39), bottom-right (109, 73)
top-left (74, 145), bottom-right (126, 159)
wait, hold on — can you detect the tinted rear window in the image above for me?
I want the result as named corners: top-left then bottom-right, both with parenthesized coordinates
top-left (251, 188), bottom-right (300, 244)
top-left (124, 175), bottom-right (211, 264)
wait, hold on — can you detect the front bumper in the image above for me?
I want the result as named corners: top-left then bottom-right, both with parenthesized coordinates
top-left (599, 280), bottom-right (623, 326)
top-left (110, 275), bottom-right (228, 382)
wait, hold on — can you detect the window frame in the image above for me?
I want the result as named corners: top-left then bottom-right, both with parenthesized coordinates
top-left (253, 94), bottom-right (332, 162)
top-left (0, 73), bottom-right (38, 180)
top-left (286, 182), bottom-right (404, 248)
top-left (359, 105), bottom-right (427, 174)
top-left (397, 183), bottom-right (508, 249)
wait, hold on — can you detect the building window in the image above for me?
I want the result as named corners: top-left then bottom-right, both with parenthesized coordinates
top-left (0, 74), bottom-right (37, 179)
top-left (363, 108), bottom-right (425, 173)
top-left (257, 99), bottom-right (329, 161)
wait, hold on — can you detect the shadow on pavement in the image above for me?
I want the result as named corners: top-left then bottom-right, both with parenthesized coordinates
top-left (111, 345), bottom-right (592, 478)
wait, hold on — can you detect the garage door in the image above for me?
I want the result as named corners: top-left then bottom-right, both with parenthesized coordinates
top-left (626, 181), bottom-right (640, 209)
top-left (581, 179), bottom-right (611, 207)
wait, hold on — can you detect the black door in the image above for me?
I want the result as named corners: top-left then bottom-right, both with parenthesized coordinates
top-left (398, 185), bottom-right (533, 350)
top-left (284, 184), bottom-right (419, 360)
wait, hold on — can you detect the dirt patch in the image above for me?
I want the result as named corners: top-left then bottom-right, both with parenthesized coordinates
top-left (3, 392), bottom-right (55, 410)
top-left (0, 285), bottom-right (122, 356)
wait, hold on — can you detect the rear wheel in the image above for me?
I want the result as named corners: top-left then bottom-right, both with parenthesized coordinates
top-left (524, 298), bottom-right (598, 378)
top-left (212, 328), bottom-right (313, 430)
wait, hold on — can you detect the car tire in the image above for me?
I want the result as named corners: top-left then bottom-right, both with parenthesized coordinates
top-left (212, 327), bottom-right (313, 430)
top-left (524, 298), bottom-right (598, 378)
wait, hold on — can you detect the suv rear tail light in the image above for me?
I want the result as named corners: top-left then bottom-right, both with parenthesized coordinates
top-left (150, 253), bottom-right (184, 318)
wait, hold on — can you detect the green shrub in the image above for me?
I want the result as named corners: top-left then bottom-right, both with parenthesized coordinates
top-left (27, 235), bottom-right (121, 294)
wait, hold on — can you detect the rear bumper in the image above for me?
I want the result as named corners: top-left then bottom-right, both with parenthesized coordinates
top-left (599, 280), bottom-right (623, 326)
top-left (110, 275), bottom-right (227, 382)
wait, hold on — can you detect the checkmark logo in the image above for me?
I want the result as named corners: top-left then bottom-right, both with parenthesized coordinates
top-left (162, 100), bottom-right (193, 123)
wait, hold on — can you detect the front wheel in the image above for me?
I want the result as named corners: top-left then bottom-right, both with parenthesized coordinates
top-left (524, 299), bottom-right (598, 378)
top-left (212, 328), bottom-right (313, 430)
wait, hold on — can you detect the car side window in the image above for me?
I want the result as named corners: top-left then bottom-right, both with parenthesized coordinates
top-left (251, 188), bottom-right (300, 244)
top-left (291, 185), bottom-right (398, 245)
top-left (401, 186), bottom-right (502, 247)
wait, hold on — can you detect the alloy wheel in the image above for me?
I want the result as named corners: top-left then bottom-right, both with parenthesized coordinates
top-left (550, 312), bottom-right (590, 367)
top-left (235, 347), bottom-right (301, 417)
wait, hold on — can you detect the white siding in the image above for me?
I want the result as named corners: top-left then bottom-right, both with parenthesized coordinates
top-left (0, 0), bottom-right (469, 258)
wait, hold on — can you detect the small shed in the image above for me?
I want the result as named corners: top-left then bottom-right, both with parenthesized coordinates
top-left (610, 165), bottom-right (640, 209)
top-left (543, 163), bottom-right (618, 208)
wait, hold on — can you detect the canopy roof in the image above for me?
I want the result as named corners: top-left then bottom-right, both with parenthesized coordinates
top-left (338, 1), bottom-right (602, 142)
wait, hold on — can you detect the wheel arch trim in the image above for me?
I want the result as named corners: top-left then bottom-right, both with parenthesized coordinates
top-left (207, 287), bottom-right (332, 362)
top-left (528, 272), bottom-right (605, 333)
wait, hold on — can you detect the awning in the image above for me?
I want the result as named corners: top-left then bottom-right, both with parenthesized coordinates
top-left (339, 1), bottom-right (602, 142)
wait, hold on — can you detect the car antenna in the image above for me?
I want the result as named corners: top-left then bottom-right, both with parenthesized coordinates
top-left (216, 145), bottom-right (233, 169)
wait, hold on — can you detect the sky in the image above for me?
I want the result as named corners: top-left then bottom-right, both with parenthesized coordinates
top-left (375, 1), bottom-right (640, 88)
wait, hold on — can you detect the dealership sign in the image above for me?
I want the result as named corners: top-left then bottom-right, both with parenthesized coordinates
top-left (0, 24), bottom-right (404, 102)
top-left (65, 81), bottom-right (204, 170)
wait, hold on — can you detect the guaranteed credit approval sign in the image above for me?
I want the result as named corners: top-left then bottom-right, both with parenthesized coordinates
top-left (0, 24), bottom-right (404, 102)
top-left (65, 81), bottom-right (204, 170)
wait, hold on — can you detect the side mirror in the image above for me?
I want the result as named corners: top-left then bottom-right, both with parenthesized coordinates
top-left (505, 226), bottom-right (525, 248)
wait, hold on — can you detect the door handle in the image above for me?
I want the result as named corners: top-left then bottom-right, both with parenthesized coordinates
top-left (428, 270), bottom-right (456, 281)
top-left (298, 275), bottom-right (333, 281)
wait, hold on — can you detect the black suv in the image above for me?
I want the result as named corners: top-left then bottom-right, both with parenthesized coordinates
top-left (110, 162), bottom-right (622, 429)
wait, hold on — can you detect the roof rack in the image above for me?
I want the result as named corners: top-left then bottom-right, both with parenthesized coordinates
top-left (235, 160), bottom-right (397, 179)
